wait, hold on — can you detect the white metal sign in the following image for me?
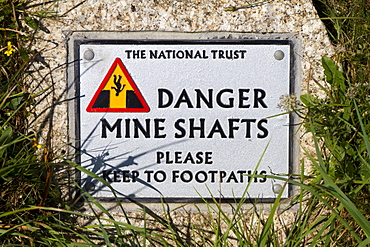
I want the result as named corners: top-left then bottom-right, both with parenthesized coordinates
top-left (78, 40), bottom-right (292, 201)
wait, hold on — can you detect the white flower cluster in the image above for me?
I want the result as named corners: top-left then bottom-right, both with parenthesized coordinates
top-left (277, 94), bottom-right (300, 111)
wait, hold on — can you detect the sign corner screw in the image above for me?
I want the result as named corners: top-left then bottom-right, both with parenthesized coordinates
top-left (274, 50), bottom-right (285, 60)
top-left (272, 183), bottom-right (283, 194)
top-left (84, 49), bottom-right (95, 61)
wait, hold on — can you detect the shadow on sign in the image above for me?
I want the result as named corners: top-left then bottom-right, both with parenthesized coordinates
top-left (79, 120), bottom-right (187, 198)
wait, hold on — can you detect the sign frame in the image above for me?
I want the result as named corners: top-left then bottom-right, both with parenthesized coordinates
top-left (67, 32), bottom-right (300, 203)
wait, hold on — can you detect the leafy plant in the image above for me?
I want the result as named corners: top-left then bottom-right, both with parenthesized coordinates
top-left (0, 0), bottom-right (64, 245)
top-left (297, 0), bottom-right (370, 242)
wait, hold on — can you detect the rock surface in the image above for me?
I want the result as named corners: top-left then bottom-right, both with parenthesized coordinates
top-left (30, 0), bottom-right (333, 231)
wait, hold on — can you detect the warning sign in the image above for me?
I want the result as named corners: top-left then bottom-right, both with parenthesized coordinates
top-left (76, 39), bottom-right (295, 201)
top-left (86, 58), bottom-right (150, 112)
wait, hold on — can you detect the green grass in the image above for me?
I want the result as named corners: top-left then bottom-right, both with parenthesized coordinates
top-left (1, 0), bottom-right (369, 246)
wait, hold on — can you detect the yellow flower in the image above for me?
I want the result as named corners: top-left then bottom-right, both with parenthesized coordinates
top-left (32, 138), bottom-right (43, 149)
top-left (4, 41), bottom-right (15, 56)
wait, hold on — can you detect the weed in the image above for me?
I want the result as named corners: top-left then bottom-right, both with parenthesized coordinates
top-left (300, 0), bottom-right (370, 244)
top-left (0, 0), bottom-right (65, 245)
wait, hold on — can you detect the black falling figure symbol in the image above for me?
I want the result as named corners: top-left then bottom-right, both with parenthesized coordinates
top-left (111, 75), bottom-right (125, 96)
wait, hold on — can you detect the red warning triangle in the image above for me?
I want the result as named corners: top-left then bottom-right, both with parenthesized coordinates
top-left (86, 58), bottom-right (150, 112)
